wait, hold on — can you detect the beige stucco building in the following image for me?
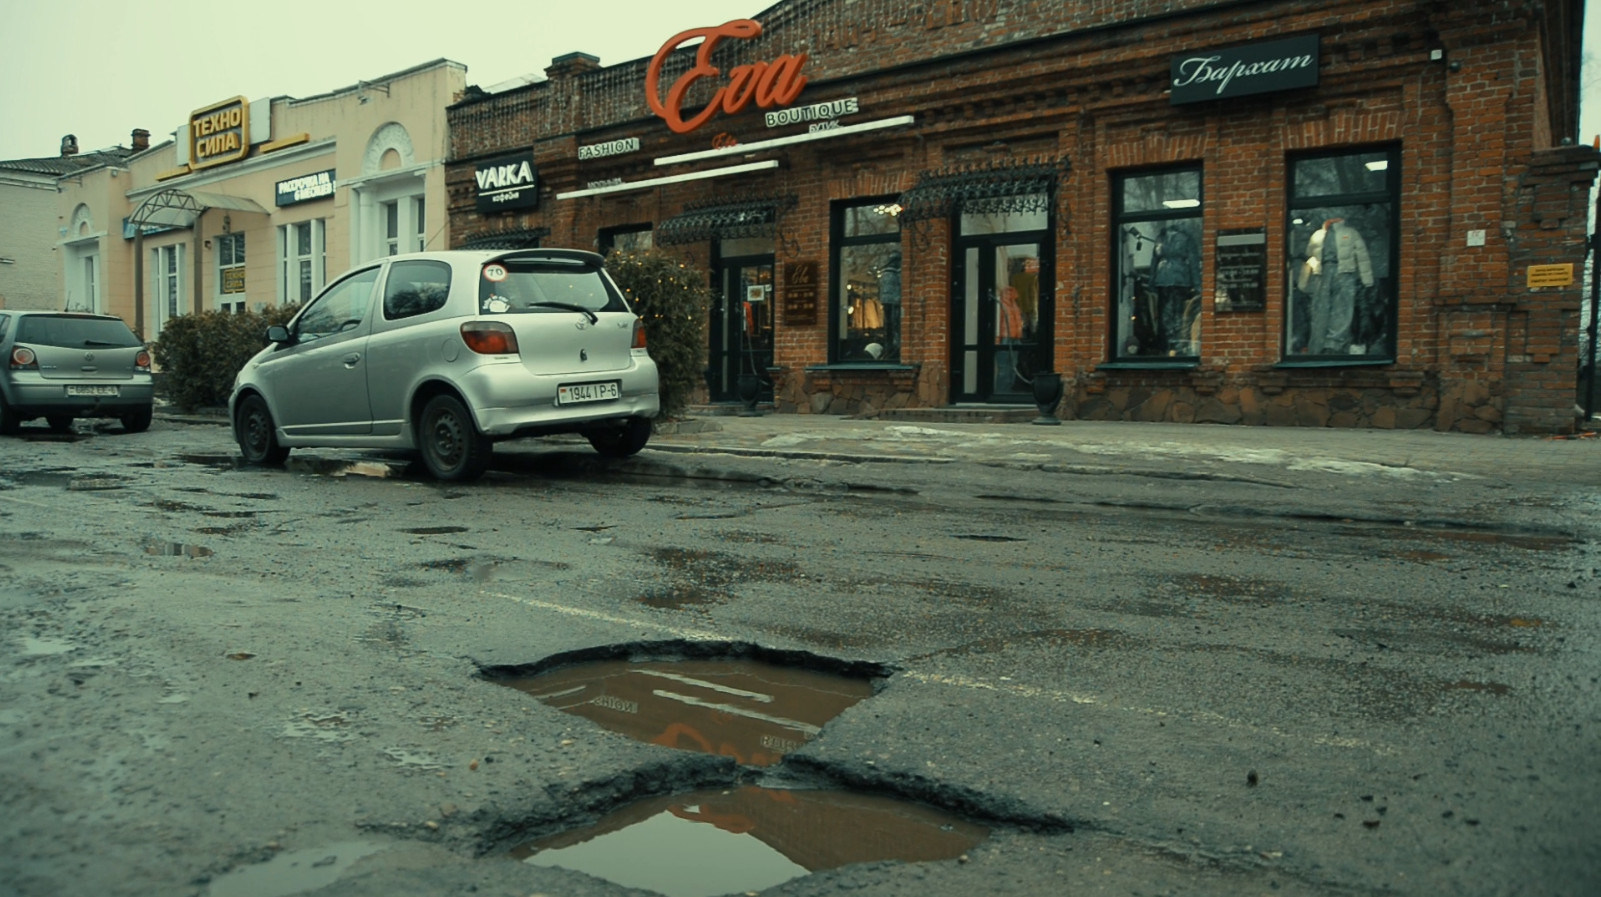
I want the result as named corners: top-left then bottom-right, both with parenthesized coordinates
top-left (0, 138), bottom-right (133, 312)
top-left (52, 58), bottom-right (465, 340)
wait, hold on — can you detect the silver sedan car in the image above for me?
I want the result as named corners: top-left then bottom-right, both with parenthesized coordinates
top-left (0, 310), bottom-right (155, 435)
top-left (229, 248), bottom-right (660, 482)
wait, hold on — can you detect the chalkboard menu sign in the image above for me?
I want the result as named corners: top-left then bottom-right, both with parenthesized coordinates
top-left (1214, 228), bottom-right (1266, 311)
top-left (783, 261), bottom-right (819, 326)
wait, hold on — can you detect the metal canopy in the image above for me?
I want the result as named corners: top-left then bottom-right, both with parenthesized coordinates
top-left (896, 158), bottom-right (1069, 223)
top-left (128, 187), bottom-right (270, 230)
top-left (459, 227), bottom-right (550, 250)
top-left (656, 194), bottom-right (796, 246)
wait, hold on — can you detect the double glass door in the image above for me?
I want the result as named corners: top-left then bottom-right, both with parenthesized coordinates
top-left (707, 254), bottom-right (774, 402)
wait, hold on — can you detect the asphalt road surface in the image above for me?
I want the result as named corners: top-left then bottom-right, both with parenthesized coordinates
top-left (2, 415), bottom-right (1597, 897)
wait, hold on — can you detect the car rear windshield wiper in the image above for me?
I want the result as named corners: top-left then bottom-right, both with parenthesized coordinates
top-left (526, 302), bottom-right (599, 324)
top-left (83, 339), bottom-right (129, 347)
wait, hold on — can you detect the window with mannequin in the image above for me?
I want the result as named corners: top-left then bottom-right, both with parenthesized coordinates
top-left (1284, 147), bottom-right (1398, 361)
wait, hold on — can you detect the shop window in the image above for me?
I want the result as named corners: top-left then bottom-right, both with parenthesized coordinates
top-left (1284, 147), bottom-right (1398, 361)
top-left (151, 244), bottom-right (183, 334)
top-left (1113, 168), bottom-right (1203, 361)
top-left (216, 233), bottom-right (246, 310)
top-left (278, 220), bottom-right (326, 307)
top-left (830, 200), bottom-right (902, 363)
top-left (383, 201), bottom-right (401, 256)
top-left (599, 224), bottom-right (654, 255)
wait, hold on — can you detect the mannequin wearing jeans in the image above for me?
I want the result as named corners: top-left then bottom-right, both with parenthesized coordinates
top-left (1301, 219), bottom-right (1373, 354)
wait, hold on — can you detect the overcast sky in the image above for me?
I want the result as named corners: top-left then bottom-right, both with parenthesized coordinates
top-left (0, 0), bottom-right (1596, 163)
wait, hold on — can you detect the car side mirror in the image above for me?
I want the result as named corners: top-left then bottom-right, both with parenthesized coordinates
top-left (266, 325), bottom-right (291, 344)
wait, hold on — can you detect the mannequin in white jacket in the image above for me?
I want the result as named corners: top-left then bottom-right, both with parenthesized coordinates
top-left (1298, 219), bottom-right (1373, 354)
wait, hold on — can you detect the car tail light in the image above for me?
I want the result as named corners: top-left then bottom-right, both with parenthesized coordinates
top-left (135, 349), bottom-right (152, 371)
top-left (461, 321), bottom-right (520, 355)
top-left (632, 319), bottom-right (647, 350)
top-left (9, 346), bottom-right (36, 369)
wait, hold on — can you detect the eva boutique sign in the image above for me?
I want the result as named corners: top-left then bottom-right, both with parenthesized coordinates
top-left (1170, 34), bottom-right (1319, 105)
top-left (646, 19), bottom-right (809, 134)
top-left (474, 152), bottom-right (539, 213)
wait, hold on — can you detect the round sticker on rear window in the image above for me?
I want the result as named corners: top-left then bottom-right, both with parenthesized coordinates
top-left (483, 264), bottom-right (508, 282)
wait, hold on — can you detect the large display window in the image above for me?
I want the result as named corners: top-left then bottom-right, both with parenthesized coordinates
top-left (1113, 168), bottom-right (1204, 361)
top-left (830, 200), bottom-right (902, 363)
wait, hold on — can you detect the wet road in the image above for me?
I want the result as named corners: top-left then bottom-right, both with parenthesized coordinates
top-left (1, 417), bottom-right (1597, 897)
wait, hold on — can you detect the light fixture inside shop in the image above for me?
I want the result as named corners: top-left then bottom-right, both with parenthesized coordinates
top-left (1365, 160), bottom-right (1389, 171)
top-left (1162, 199), bottom-right (1201, 209)
top-left (875, 203), bottom-right (903, 217)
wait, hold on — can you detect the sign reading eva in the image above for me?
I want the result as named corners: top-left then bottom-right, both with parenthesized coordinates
top-left (1170, 34), bottom-right (1319, 105)
top-left (474, 152), bottom-right (539, 213)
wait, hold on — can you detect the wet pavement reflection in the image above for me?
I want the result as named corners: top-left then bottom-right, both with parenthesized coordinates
top-left (495, 658), bottom-right (874, 766)
top-left (509, 785), bottom-right (987, 897)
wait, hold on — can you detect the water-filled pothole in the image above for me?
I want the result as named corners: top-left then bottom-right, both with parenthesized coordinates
top-left (509, 785), bottom-right (987, 897)
top-left (494, 657), bottom-right (874, 767)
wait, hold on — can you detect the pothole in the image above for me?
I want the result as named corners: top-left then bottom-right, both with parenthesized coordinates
top-left (491, 655), bottom-right (874, 767)
top-left (509, 784), bottom-right (987, 897)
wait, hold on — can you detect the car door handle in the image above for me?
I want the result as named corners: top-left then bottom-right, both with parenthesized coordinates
top-left (342, 353), bottom-right (362, 368)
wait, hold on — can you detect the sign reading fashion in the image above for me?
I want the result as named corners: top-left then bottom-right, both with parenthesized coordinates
top-left (578, 137), bottom-right (641, 161)
top-left (474, 152), bottom-right (539, 213)
top-left (1170, 34), bottom-right (1319, 105)
top-left (646, 19), bottom-right (809, 134)
top-left (188, 96), bottom-right (251, 170)
top-left (274, 169), bottom-right (336, 207)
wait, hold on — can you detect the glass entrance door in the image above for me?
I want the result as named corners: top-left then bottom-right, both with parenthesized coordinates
top-left (707, 255), bottom-right (775, 402)
top-left (952, 239), bottom-right (1044, 403)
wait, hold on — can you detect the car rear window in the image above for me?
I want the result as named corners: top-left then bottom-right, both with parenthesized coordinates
top-left (16, 315), bottom-right (142, 348)
top-left (479, 260), bottom-right (629, 315)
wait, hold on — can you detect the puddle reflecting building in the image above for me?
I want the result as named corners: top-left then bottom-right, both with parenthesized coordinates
top-left (42, 59), bottom-right (464, 339)
top-left (446, 0), bottom-right (1594, 433)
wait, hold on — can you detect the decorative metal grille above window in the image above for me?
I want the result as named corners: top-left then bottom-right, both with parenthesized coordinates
top-left (896, 158), bottom-right (1069, 223)
top-left (656, 194), bottom-right (797, 245)
top-left (458, 227), bottom-right (549, 250)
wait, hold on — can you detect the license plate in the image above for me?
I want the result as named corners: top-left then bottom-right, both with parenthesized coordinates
top-left (558, 381), bottom-right (620, 405)
top-left (66, 385), bottom-right (119, 397)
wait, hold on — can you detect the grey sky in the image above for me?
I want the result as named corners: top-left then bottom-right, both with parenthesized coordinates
top-left (0, 1), bottom-right (1595, 163)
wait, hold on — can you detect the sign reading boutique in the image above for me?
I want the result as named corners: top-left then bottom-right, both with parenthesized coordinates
top-left (1170, 34), bottom-right (1319, 105)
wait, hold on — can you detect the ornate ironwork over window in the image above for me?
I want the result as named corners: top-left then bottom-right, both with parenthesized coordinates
top-left (458, 227), bottom-right (549, 250)
top-left (895, 157), bottom-right (1069, 223)
top-left (656, 194), bottom-right (797, 246)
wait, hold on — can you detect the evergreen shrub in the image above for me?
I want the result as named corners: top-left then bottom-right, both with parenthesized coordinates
top-left (151, 305), bottom-right (299, 411)
top-left (605, 249), bottom-right (710, 420)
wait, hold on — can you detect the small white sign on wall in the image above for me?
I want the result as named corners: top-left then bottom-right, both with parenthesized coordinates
top-left (1466, 229), bottom-right (1487, 247)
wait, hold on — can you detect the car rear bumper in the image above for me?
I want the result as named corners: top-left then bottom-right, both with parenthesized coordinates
top-left (457, 357), bottom-right (660, 438)
top-left (6, 379), bottom-right (154, 416)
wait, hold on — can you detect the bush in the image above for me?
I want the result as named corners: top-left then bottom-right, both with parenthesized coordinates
top-left (605, 249), bottom-right (710, 420)
top-left (152, 305), bottom-right (298, 411)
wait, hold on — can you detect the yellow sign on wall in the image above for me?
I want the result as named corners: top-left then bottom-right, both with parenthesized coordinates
top-left (189, 96), bottom-right (250, 170)
top-left (1526, 264), bottom-right (1574, 288)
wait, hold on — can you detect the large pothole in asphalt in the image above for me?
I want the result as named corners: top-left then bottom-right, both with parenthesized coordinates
top-left (509, 784), bottom-right (988, 897)
top-left (481, 643), bottom-right (991, 895)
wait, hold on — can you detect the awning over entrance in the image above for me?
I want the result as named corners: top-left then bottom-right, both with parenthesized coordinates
top-left (895, 158), bottom-right (1069, 223)
top-left (128, 187), bottom-right (270, 230)
top-left (656, 195), bottom-right (795, 245)
top-left (458, 227), bottom-right (549, 250)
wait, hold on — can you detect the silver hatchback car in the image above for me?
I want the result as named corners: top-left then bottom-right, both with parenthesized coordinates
top-left (0, 310), bottom-right (155, 435)
top-left (229, 248), bottom-right (660, 481)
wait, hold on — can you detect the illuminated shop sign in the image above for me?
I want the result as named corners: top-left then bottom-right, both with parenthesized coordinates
top-left (1170, 34), bottom-right (1319, 105)
top-left (474, 152), bottom-right (539, 213)
top-left (646, 19), bottom-right (809, 134)
top-left (579, 137), bottom-right (641, 161)
top-left (275, 169), bottom-right (336, 206)
top-left (188, 96), bottom-right (251, 170)
top-left (765, 97), bottom-right (859, 129)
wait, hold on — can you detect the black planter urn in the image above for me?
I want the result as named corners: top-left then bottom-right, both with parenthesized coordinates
top-left (1031, 371), bottom-right (1063, 425)
top-left (736, 373), bottom-right (764, 416)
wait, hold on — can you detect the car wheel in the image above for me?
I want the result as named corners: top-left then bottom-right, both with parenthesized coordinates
top-left (586, 416), bottom-right (652, 458)
top-left (46, 415), bottom-right (74, 433)
top-left (236, 395), bottom-right (289, 466)
top-left (121, 406), bottom-right (153, 434)
top-left (417, 394), bottom-right (490, 482)
top-left (0, 394), bottom-right (18, 436)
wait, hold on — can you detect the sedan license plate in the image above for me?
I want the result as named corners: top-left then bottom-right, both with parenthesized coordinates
top-left (66, 385), bottom-right (119, 397)
top-left (558, 381), bottom-right (620, 405)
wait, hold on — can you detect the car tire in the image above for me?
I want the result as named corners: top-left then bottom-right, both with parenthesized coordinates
top-left (417, 394), bottom-right (490, 482)
top-left (236, 395), bottom-right (289, 466)
top-left (121, 406), bottom-right (153, 433)
top-left (0, 394), bottom-right (19, 436)
top-left (587, 416), bottom-right (652, 458)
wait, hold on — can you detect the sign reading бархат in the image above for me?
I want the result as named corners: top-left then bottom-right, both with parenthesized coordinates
top-left (1170, 34), bottom-right (1319, 105)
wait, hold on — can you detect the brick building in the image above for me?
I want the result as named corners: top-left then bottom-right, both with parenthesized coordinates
top-left (446, 0), bottom-right (1593, 433)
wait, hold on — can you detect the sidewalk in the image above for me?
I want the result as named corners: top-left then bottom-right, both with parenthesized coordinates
top-left (648, 411), bottom-right (1601, 485)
